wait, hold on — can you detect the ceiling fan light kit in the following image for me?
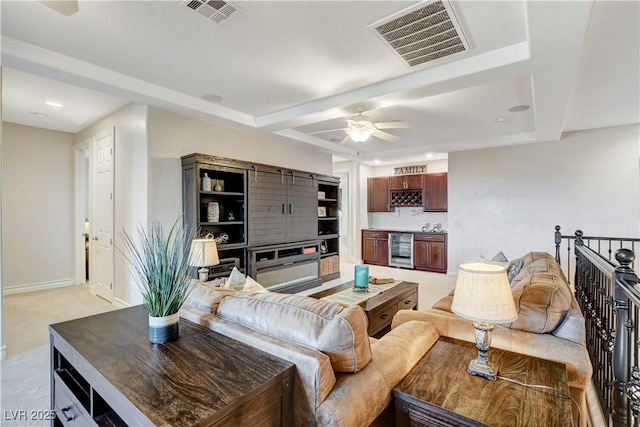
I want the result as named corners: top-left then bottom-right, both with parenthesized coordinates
top-left (346, 117), bottom-right (377, 142)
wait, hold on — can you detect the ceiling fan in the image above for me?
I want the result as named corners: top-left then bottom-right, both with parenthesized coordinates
top-left (39, 1), bottom-right (79, 16)
top-left (308, 112), bottom-right (411, 144)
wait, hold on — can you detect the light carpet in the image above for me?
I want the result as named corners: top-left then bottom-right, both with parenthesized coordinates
top-left (0, 345), bottom-right (50, 426)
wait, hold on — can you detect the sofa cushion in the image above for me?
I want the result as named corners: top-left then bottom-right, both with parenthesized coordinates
top-left (508, 271), bottom-right (572, 333)
top-left (184, 279), bottom-right (237, 314)
top-left (217, 292), bottom-right (372, 373)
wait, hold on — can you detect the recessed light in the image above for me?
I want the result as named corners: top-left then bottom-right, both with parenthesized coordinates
top-left (32, 112), bottom-right (48, 118)
top-left (425, 153), bottom-right (434, 159)
top-left (495, 117), bottom-right (507, 123)
top-left (202, 94), bottom-right (224, 103)
top-left (508, 105), bottom-right (530, 113)
top-left (45, 101), bottom-right (63, 108)
top-left (373, 159), bottom-right (381, 164)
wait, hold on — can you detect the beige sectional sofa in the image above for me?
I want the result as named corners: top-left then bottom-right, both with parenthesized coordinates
top-left (392, 251), bottom-right (592, 427)
top-left (179, 283), bottom-right (439, 426)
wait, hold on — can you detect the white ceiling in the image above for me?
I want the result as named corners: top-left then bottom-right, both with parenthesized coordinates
top-left (1, 0), bottom-right (638, 165)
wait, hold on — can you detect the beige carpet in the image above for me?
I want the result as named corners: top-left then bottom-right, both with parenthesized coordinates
top-left (3, 283), bottom-right (117, 358)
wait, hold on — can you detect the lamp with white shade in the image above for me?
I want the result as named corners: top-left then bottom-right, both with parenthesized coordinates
top-left (189, 238), bottom-right (220, 282)
top-left (451, 263), bottom-right (518, 381)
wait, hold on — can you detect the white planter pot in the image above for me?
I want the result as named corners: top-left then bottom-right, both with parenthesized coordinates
top-left (148, 313), bottom-right (180, 344)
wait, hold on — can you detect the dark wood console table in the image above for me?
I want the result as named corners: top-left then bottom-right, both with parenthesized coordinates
top-left (394, 336), bottom-right (573, 426)
top-left (49, 305), bottom-right (294, 426)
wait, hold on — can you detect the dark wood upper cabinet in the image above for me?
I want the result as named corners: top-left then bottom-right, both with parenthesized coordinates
top-left (367, 177), bottom-right (391, 212)
top-left (390, 174), bottom-right (423, 190)
top-left (423, 173), bottom-right (448, 212)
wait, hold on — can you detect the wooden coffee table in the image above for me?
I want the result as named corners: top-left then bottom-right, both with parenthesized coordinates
top-left (394, 336), bottom-right (574, 426)
top-left (310, 281), bottom-right (418, 337)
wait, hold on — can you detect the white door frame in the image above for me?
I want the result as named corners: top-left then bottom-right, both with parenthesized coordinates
top-left (73, 139), bottom-right (91, 287)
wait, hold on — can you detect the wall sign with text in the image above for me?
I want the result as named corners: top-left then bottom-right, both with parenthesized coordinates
top-left (394, 165), bottom-right (427, 175)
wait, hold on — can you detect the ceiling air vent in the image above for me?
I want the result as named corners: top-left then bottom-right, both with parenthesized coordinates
top-left (369, 0), bottom-right (470, 68)
top-left (182, 0), bottom-right (242, 24)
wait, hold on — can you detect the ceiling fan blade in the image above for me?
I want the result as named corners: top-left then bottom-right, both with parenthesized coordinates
top-left (375, 121), bottom-right (411, 129)
top-left (39, 0), bottom-right (79, 16)
top-left (307, 128), bottom-right (346, 135)
top-left (373, 130), bottom-right (399, 142)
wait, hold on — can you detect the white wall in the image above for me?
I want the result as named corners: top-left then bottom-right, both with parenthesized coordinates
top-left (76, 103), bottom-right (149, 306)
top-left (448, 124), bottom-right (640, 273)
top-left (2, 123), bottom-right (75, 293)
top-left (146, 107), bottom-right (334, 228)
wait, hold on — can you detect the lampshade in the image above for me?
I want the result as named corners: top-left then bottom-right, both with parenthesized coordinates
top-left (451, 263), bottom-right (517, 324)
top-left (188, 239), bottom-right (220, 267)
top-left (346, 118), bottom-right (376, 142)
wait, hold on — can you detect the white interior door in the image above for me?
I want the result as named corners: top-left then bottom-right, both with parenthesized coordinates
top-left (91, 129), bottom-right (115, 302)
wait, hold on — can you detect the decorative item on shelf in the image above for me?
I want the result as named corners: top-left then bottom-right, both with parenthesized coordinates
top-left (189, 238), bottom-right (220, 282)
top-left (202, 173), bottom-right (212, 192)
top-left (318, 191), bottom-right (326, 199)
top-left (227, 211), bottom-right (235, 221)
top-left (451, 263), bottom-right (518, 380)
top-left (353, 265), bottom-right (369, 293)
top-left (214, 180), bottom-right (223, 192)
top-left (118, 218), bottom-right (196, 344)
top-left (207, 201), bottom-right (220, 223)
top-left (320, 240), bottom-right (328, 254)
top-left (215, 232), bottom-right (229, 245)
top-left (318, 206), bottom-right (327, 217)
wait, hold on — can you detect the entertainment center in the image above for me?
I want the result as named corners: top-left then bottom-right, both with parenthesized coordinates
top-left (181, 153), bottom-right (340, 292)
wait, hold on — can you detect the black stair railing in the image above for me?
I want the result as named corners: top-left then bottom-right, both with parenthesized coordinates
top-left (555, 226), bottom-right (640, 426)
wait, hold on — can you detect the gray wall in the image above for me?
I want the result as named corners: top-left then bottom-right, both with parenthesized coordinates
top-left (146, 107), bottom-right (334, 229)
top-left (447, 124), bottom-right (640, 272)
top-left (2, 123), bottom-right (75, 293)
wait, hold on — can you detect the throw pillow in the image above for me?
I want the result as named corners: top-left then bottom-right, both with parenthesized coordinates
top-left (491, 251), bottom-right (509, 263)
top-left (224, 267), bottom-right (246, 290)
top-left (243, 276), bottom-right (268, 293)
top-left (507, 257), bottom-right (524, 284)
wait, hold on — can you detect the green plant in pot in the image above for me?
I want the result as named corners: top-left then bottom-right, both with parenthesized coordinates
top-left (119, 219), bottom-right (196, 344)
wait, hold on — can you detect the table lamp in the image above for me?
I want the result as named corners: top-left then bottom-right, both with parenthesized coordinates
top-left (451, 263), bottom-right (518, 381)
top-left (189, 238), bottom-right (220, 281)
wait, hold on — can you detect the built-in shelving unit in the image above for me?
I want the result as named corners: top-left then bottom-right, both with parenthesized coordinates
top-left (318, 178), bottom-right (340, 281)
top-left (182, 154), bottom-right (340, 287)
top-left (183, 155), bottom-right (249, 274)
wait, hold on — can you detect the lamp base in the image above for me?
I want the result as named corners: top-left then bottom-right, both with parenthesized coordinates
top-left (197, 267), bottom-right (209, 282)
top-left (467, 358), bottom-right (497, 381)
top-left (468, 322), bottom-right (498, 381)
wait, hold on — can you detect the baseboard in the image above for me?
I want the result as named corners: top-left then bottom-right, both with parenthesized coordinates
top-left (3, 278), bottom-right (75, 295)
top-left (112, 298), bottom-right (130, 309)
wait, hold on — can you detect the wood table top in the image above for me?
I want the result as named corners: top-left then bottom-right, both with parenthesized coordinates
top-left (50, 305), bottom-right (294, 427)
top-left (309, 280), bottom-right (418, 312)
top-left (394, 336), bottom-right (574, 426)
